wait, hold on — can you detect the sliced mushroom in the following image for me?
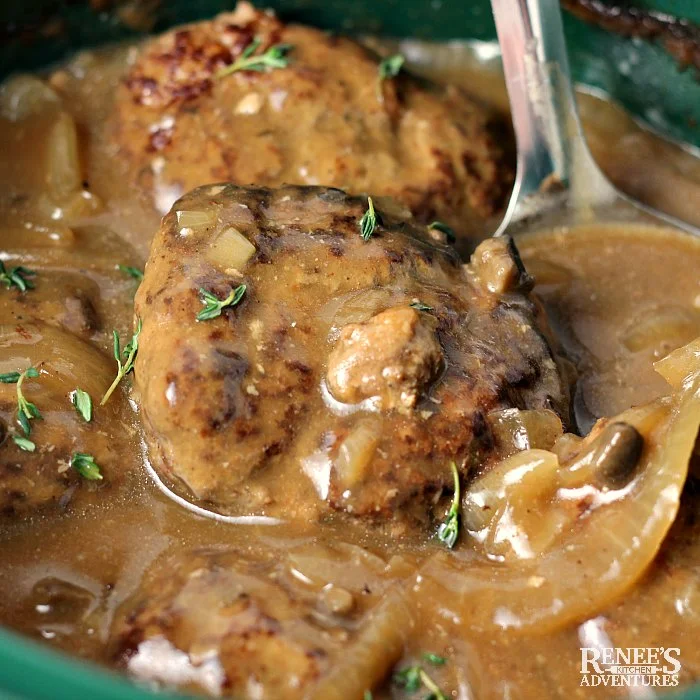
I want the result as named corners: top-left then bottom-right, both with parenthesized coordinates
top-left (557, 421), bottom-right (643, 489)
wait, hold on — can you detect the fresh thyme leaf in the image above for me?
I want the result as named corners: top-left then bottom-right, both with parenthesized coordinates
top-left (6, 366), bottom-right (43, 436)
top-left (378, 53), bottom-right (405, 81)
top-left (17, 411), bottom-right (30, 437)
top-left (70, 388), bottom-right (93, 422)
top-left (394, 663), bottom-right (448, 700)
top-left (0, 261), bottom-right (36, 292)
top-left (359, 197), bottom-right (381, 241)
top-left (101, 319), bottom-right (142, 406)
top-left (410, 301), bottom-right (433, 312)
top-left (377, 53), bottom-right (405, 99)
top-left (118, 264), bottom-right (144, 281)
top-left (71, 452), bottom-right (103, 481)
top-left (437, 461), bottom-right (461, 548)
top-left (196, 284), bottom-right (247, 322)
top-left (217, 39), bottom-right (293, 78)
top-left (241, 36), bottom-right (262, 59)
top-left (428, 221), bottom-right (456, 244)
top-left (423, 653), bottom-right (447, 666)
top-left (12, 435), bottom-right (36, 452)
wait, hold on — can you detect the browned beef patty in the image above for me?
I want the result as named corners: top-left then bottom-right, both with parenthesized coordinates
top-left (110, 543), bottom-right (402, 699)
top-left (0, 323), bottom-right (129, 515)
top-left (110, 2), bottom-right (512, 241)
top-left (134, 184), bottom-right (570, 525)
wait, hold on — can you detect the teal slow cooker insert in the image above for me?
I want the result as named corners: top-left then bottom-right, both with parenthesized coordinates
top-left (0, 1), bottom-right (698, 699)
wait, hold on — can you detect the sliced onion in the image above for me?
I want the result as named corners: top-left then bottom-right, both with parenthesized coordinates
top-left (487, 408), bottom-right (563, 457)
top-left (0, 75), bottom-right (60, 122)
top-left (419, 336), bottom-right (700, 634)
top-left (286, 542), bottom-right (387, 593)
top-left (551, 432), bottom-right (583, 463)
top-left (0, 322), bottom-right (115, 413)
top-left (654, 337), bottom-right (700, 390)
top-left (175, 209), bottom-right (216, 230)
top-left (207, 227), bottom-right (256, 271)
top-left (57, 189), bottom-right (104, 221)
top-left (307, 588), bottom-right (410, 700)
top-left (319, 288), bottom-right (398, 342)
top-left (45, 111), bottom-right (82, 201)
top-left (621, 306), bottom-right (699, 355)
top-left (334, 420), bottom-right (382, 487)
top-left (463, 450), bottom-right (569, 560)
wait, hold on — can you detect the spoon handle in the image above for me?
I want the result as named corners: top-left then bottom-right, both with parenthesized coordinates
top-left (491, 0), bottom-right (616, 233)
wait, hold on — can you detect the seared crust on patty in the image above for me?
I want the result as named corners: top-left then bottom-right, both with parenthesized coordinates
top-left (112, 2), bottom-right (512, 239)
top-left (134, 184), bottom-right (569, 524)
top-left (111, 542), bottom-right (403, 698)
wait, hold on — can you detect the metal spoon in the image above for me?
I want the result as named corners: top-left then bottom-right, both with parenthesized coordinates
top-left (490, 0), bottom-right (700, 237)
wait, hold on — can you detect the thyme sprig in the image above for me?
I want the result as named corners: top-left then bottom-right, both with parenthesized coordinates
top-left (197, 285), bottom-right (246, 322)
top-left (217, 38), bottom-right (293, 78)
top-left (359, 197), bottom-right (381, 241)
top-left (437, 461), bottom-right (461, 548)
top-left (377, 53), bottom-right (405, 99)
top-left (0, 366), bottom-right (42, 450)
top-left (0, 261), bottom-right (35, 292)
top-left (394, 653), bottom-right (449, 700)
top-left (118, 264), bottom-right (144, 281)
top-left (101, 319), bottom-right (142, 406)
top-left (410, 301), bottom-right (433, 312)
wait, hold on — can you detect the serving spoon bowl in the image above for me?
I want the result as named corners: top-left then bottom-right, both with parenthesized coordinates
top-left (491, 0), bottom-right (700, 238)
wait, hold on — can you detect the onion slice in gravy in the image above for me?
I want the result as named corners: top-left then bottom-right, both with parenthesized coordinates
top-left (418, 336), bottom-right (700, 634)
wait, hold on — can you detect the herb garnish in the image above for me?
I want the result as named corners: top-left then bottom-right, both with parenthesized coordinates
top-left (71, 452), bottom-right (103, 481)
top-left (410, 301), bottom-right (433, 312)
top-left (1, 367), bottom-right (42, 441)
top-left (70, 388), bottom-right (93, 422)
top-left (377, 54), bottom-right (405, 99)
top-left (423, 653), bottom-right (447, 666)
top-left (118, 264), bottom-right (144, 281)
top-left (437, 461), bottom-right (461, 548)
top-left (359, 197), bottom-right (380, 241)
top-left (197, 285), bottom-right (246, 322)
top-left (428, 221), bottom-right (456, 244)
top-left (363, 692), bottom-right (373, 700)
top-left (217, 38), bottom-right (293, 78)
top-left (0, 261), bottom-right (35, 292)
top-left (12, 435), bottom-right (36, 452)
top-left (393, 655), bottom-right (448, 700)
top-left (101, 319), bottom-right (142, 406)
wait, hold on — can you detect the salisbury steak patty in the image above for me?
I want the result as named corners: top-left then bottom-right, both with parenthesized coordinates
top-left (111, 2), bottom-right (511, 240)
top-left (111, 543), bottom-right (399, 698)
top-left (0, 323), bottom-right (128, 515)
top-left (134, 184), bottom-right (569, 523)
